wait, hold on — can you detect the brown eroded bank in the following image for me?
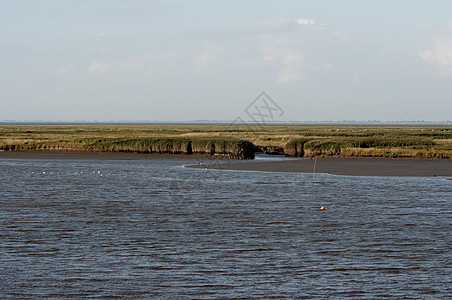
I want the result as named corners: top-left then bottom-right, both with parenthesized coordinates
top-left (0, 125), bottom-right (451, 160)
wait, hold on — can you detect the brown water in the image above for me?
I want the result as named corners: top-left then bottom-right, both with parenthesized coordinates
top-left (1, 157), bottom-right (451, 298)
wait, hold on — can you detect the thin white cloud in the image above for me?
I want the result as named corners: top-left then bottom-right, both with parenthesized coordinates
top-left (85, 32), bottom-right (108, 40)
top-left (88, 60), bottom-right (106, 73)
top-left (258, 32), bottom-right (333, 83)
top-left (318, 62), bottom-right (333, 70)
top-left (435, 39), bottom-right (452, 67)
top-left (278, 53), bottom-right (306, 83)
top-left (193, 52), bottom-right (217, 66)
top-left (101, 48), bottom-right (114, 54)
top-left (86, 52), bottom-right (181, 76)
top-left (193, 43), bottom-right (224, 69)
top-left (419, 50), bottom-right (433, 61)
top-left (88, 57), bottom-right (141, 74)
top-left (88, 58), bottom-right (142, 74)
top-left (295, 18), bottom-right (316, 25)
top-left (419, 21), bottom-right (436, 30)
top-left (254, 18), bottom-right (291, 29)
top-left (230, 59), bottom-right (264, 69)
top-left (56, 63), bottom-right (75, 75)
top-left (295, 18), bottom-right (328, 27)
top-left (278, 68), bottom-right (304, 83)
top-left (420, 37), bottom-right (452, 68)
top-left (332, 30), bottom-right (349, 40)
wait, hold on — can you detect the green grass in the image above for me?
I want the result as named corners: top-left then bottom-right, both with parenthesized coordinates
top-left (284, 136), bottom-right (449, 159)
top-left (0, 125), bottom-right (451, 159)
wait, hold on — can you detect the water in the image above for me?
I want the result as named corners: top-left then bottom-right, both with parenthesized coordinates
top-left (1, 157), bottom-right (451, 298)
top-left (254, 153), bottom-right (300, 161)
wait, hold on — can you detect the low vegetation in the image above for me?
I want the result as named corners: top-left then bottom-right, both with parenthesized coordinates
top-left (285, 137), bottom-right (447, 159)
top-left (0, 125), bottom-right (451, 159)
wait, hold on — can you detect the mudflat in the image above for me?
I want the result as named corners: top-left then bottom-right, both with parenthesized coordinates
top-left (1, 151), bottom-right (451, 177)
top-left (187, 157), bottom-right (452, 177)
top-left (0, 151), bottom-right (188, 160)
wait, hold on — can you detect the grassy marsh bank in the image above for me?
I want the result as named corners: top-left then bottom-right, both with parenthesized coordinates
top-left (0, 125), bottom-right (451, 159)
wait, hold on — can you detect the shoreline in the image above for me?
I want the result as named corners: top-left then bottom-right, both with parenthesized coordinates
top-left (187, 157), bottom-right (452, 177)
top-left (1, 151), bottom-right (452, 177)
top-left (0, 151), bottom-right (194, 160)
top-left (1, 125), bottom-right (451, 160)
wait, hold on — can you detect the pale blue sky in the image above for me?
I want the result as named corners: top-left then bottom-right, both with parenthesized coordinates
top-left (1, 0), bottom-right (451, 122)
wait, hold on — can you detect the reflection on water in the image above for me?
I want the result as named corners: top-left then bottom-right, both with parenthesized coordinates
top-left (253, 154), bottom-right (299, 161)
top-left (1, 158), bottom-right (451, 298)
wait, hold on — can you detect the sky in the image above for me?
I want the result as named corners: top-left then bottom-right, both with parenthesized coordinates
top-left (1, 0), bottom-right (451, 122)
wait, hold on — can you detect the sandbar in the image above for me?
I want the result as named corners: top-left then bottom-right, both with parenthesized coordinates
top-left (1, 151), bottom-right (451, 177)
top-left (187, 157), bottom-right (452, 177)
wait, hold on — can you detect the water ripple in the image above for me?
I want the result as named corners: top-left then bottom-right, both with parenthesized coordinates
top-left (1, 158), bottom-right (451, 298)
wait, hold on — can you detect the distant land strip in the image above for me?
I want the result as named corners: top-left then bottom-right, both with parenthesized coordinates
top-left (0, 125), bottom-right (451, 160)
